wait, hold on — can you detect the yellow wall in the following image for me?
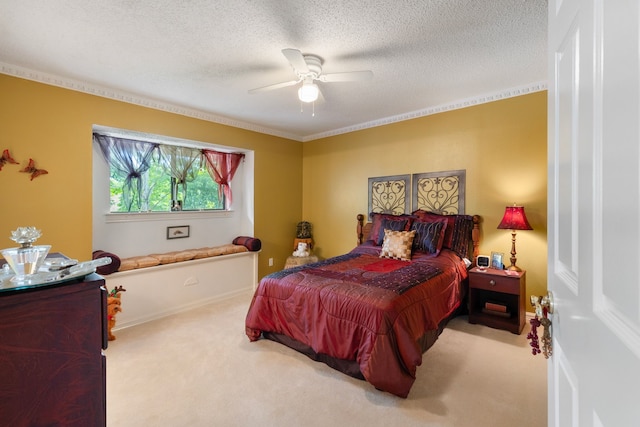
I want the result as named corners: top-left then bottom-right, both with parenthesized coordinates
top-left (302, 91), bottom-right (548, 308)
top-left (1, 73), bottom-right (547, 307)
top-left (0, 74), bottom-right (302, 278)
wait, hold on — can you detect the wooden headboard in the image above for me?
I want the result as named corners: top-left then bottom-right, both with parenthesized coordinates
top-left (356, 213), bottom-right (481, 262)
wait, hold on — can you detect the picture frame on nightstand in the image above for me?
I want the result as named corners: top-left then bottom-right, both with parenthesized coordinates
top-left (490, 252), bottom-right (504, 269)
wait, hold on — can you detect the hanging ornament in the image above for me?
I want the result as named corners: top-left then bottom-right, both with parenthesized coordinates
top-left (20, 158), bottom-right (48, 180)
top-left (0, 149), bottom-right (19, 171)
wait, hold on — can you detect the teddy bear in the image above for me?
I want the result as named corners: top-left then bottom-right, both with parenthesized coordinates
top-left (107, 297), bottom-right (121, 341)
top-left (107, 285), bottom-right (126, 341)
top-left (292, 242), bottom-right (310, 257)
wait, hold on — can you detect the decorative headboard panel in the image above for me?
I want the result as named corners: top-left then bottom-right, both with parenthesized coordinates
top-left (367, 174), bottom-right (410, 215)
top-left (412, 169), bottom-right (465, 214)
top-left (367, 169), bottom-right (466, 216)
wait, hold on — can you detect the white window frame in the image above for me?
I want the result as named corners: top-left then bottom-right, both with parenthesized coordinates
top-left (92, 125), bottom-right (254, 258)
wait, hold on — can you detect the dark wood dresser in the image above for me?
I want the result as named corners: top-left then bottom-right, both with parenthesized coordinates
top-left (0, 273), bottom-right (107, 427)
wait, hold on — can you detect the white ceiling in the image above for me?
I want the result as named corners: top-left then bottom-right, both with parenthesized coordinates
top-left (0, 0), bottom-right (548, 141)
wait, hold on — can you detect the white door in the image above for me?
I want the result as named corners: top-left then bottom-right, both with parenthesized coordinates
top-left (548, 0), bottom-right (640, 425)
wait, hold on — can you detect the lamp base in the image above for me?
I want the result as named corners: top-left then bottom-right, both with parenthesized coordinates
top-left (506, 264), bottom-right (523, 272)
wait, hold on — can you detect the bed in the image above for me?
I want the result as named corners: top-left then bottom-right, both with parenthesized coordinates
top-left (245, 209), bottom-right (480, 398)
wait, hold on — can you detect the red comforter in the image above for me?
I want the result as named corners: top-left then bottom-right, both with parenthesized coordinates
top-left (245, 244), bottom-right (468, 397)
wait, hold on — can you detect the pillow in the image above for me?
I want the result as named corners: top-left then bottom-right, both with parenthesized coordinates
top-left (118, 258), bottom-right (138, 272)
top-left (374, 218), bottom-right (408, 245)
top-left (233, 236), bottom-right (262, 251)
top-left (369, 213), bottom-right (414, 245)
top-left (411, 210), bottom-right (474, 258)
top-left (149, 252), bottom-right (179, 264)
top-left (192, 247), bottom-right (212, 259)
top-left (380, 229), bottom-right (416, 261)
top-left (411, 221), bottom-right (445, 255)
top-left (207, 244), bottom-right (248, 257)
top-left (118, 255), bottom-right (161, 270)
top-left (135, 255), bottom-right (162, 269)
top-left (173, 250), bottom-right (196, 262)
top-left (92, 250), bottom-right (121, 275)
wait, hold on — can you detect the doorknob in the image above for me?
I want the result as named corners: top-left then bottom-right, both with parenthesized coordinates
top-left (530, 291), bottom-right (554, 317)
top-left (541, 291), bottom-right (554, 314)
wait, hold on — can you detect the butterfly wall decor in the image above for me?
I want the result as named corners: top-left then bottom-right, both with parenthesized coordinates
top-left (20, 158), bottom-right (48, 180)
top-left (0, 149), bottom-right (19, 171)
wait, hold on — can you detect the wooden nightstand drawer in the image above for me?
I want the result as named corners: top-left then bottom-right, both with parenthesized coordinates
top-left (470, 272), bottom-right (520, 294)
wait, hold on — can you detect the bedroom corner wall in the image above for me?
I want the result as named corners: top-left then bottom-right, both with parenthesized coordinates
top-left (302, 91), bottom-right (548, 311)
top-left (0, 74), bottom-right (301, 280)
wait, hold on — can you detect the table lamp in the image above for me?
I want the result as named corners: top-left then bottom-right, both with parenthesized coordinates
top-left (497, 205), bottom-right (532, 272)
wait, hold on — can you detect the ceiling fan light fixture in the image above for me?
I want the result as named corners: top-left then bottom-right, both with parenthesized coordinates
top-left (298, 82), bottom-right (319, 103)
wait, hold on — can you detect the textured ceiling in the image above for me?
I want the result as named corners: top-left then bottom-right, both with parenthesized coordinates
top-left (0, 0), bottom-right (548, 141)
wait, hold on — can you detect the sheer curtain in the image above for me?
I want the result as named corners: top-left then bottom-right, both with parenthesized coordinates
top-left (157, 145), bottom-right (202, 208)
top-left (202, 150), bottom-right (245, 209)
top-left (94, 134), bottom-right (159, 212)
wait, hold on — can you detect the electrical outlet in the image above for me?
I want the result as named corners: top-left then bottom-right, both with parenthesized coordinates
top-left (268, 257), bottom-right (274, 267)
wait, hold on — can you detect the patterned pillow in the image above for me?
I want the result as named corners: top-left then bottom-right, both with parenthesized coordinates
top-left (411, 210), bottom-right (474, 259)
top-left (369, 212), bottom-right (414, 245)
top-left (380, 229), bottom-right (416, 261)
top-left (233, 236), bottom-right (262, 251)
top-left (411, 221), bottom-right (445, 255)
top-left (375, 218), bottom-right (409, 245)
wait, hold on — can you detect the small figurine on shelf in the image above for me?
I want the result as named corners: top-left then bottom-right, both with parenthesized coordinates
top-left (296, 221), bottom-right (312, 239)
top-left (294, 221), bottom-right (314, 254)
top-left (107, 285), bottom-right (126, 341)
top-left (292, 242), bottom-right (310, 258)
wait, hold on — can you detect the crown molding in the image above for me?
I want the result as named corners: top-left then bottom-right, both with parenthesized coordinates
top-left (0, 62), bottom-right (301, 141)
top-left (1, 62), bottom-right (546, 143)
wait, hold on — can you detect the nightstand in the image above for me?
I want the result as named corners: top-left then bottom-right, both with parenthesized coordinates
top-left (468, 267), bottom-right (526, 334)
top-left (284, 255), bottom-right (318, 269)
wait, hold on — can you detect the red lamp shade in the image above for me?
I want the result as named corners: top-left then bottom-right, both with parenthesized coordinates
top-left (497, 206), bottom-right (533, 231)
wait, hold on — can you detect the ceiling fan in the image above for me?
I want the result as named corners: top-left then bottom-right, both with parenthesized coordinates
top-left (248, 48), bottom-right (373, 103)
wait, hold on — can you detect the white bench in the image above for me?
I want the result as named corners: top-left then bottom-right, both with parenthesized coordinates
top-left (104, 246), bottom-right (259, 330)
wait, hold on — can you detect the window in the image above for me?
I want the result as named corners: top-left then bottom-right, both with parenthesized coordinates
top-left (94, 132), bottom-right (243, 213)
top-left (107, 154), bottom-right (222, 212)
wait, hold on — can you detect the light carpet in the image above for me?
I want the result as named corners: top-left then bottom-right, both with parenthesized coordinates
top-left (106, 291), bottom-right (547, 427)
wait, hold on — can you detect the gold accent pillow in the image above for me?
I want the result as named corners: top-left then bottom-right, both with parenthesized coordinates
top-left (380, 229), bottom-right (416, 261)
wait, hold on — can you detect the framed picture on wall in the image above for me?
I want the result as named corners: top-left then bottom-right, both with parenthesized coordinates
top-left (167, 225), bottom-right (190, 239)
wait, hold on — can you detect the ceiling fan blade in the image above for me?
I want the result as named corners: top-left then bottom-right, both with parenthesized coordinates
top-left (282, 48), bottom-right (309, 73)
top-left (248, 79), bottom-right (300, 94)
top-left (319, 70), bottom-right (373, 83)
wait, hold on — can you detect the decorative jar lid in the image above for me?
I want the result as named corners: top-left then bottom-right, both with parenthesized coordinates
top-left (10, 226), bottom-right (42, 248)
